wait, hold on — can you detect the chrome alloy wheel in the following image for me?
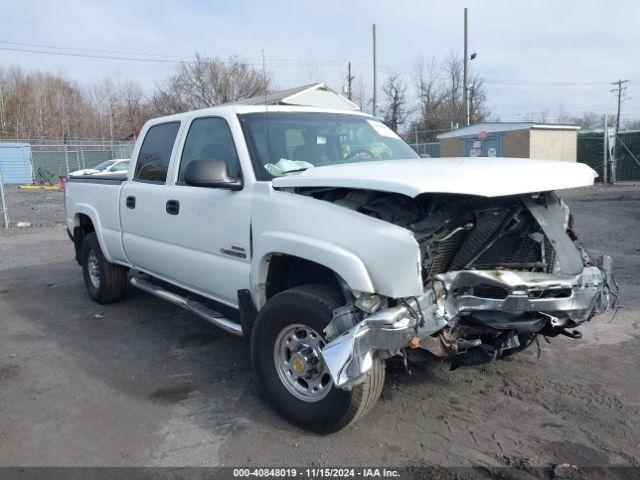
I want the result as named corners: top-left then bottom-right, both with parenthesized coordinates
top-left (274, 324), bottom-right (333, 402)
top-left (87, 250), bottom-right (101, 289)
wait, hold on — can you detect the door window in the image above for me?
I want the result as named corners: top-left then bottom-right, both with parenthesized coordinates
top-left (134, 121), bottom-right (181, 182)
top-left (178, 117), bottom-right (241, 183)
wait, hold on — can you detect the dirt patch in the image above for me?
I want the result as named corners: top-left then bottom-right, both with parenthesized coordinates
top-left (545, 441), bottom-right (610, 467)
top-left (148, 385), bottom-right (194, 404)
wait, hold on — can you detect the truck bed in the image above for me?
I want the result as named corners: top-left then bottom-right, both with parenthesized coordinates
top-left (66, 174), bottom-right (129, 266)
top-left (68, 172), bottom-right (128, 183)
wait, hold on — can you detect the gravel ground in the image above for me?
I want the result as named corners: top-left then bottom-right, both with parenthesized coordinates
top-left (0, 185), bottom-right (638, 475)
top-left (0, 186), bottom-right (66, 227)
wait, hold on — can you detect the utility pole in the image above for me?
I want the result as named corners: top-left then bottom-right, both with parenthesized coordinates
top-left (603, 113), bottom-right (608, 184)
top-left (463, 8), bottom-right (469, 126)
top-left (611, 79), bottom-right (628, 184)
top-left (109, 105), bottom-right (114, 148)
top-left (346, 62), bottom-right (354, 101)
top-left (372, 24), bottom-right (377, 116)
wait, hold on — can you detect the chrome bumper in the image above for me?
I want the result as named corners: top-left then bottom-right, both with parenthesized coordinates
top-left (322, 259), bottom-right (611, 389)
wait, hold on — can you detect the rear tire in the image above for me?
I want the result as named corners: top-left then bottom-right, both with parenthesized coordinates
top-left (81, 232), bottom-right (128, 304)
top-left (251, 284), bottom-right (385, 434)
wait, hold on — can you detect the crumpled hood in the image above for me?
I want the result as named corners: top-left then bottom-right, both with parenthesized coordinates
top-left (272, 157), bottom-right (597, 198)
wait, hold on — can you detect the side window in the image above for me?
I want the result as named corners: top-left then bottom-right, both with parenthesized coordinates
top-left (134, 122), bottom-right (180, 182)
top-left (178, 117), bottom-right (241, 183)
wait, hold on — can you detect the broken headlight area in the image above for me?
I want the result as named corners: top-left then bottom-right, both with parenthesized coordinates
top-left (321, 192), bottom-right (613, 390)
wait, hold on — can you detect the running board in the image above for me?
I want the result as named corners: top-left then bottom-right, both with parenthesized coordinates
top-left (130, 277), bottom-right (243, 336)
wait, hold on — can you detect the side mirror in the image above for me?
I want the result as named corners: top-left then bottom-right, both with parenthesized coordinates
top-left (184, 159), bottom-right (242, 190)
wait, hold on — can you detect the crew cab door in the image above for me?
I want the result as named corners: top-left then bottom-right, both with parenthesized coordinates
top-left (163, 116), bottom-right (251, 307)
top-left (120, 121), bottom-right (181, 276)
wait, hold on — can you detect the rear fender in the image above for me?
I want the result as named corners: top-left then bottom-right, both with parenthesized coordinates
top-left (72, 205), bottom-right (114, 263)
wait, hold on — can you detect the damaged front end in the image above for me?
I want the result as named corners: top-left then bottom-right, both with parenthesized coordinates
top-left (320, 191), bottom-right (612, 389)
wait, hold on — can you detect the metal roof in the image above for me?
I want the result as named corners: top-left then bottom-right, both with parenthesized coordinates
top-left (437, 122), bottom-right (580, 139)
top-left (235, 83), bottom-right (359, 111)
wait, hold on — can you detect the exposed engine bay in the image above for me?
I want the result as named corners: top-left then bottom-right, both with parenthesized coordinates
top-left (294, 187), bottom-right (613, 388)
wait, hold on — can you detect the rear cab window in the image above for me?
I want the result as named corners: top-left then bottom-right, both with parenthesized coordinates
top-left (134, 121), bottom-right (181, 183)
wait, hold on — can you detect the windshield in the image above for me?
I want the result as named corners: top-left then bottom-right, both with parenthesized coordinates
top-left (239, 112), bottom-right (419, 180)
top-left (93, 160), bottom-right (117, 170)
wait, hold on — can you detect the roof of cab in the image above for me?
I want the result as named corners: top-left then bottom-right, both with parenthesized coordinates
top-left (144, 104), bottom-right (374, 126)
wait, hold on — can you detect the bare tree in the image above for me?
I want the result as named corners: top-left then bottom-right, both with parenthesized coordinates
top-left (0, 58), bottom-right (269, 141)
top-left (406, 53), bottom-right (490, 142)
top-left (411, 55), bottom-right (445, 141)
top-left (351, 75), bottom-right (370, 113)
top-left (150, 54), bottom-right (271, 115)
top-left (90, 78), bottom-right (117, 140)
top-left (118, 80), bottom-right (147, 138)
top-left (0, 50), bottom-right (493, 143)
top-left (467, 74), bottom-right (488, 124)
top-left (381, 73), bottom-right (408, 132)
top-left (442, 51), bottom-right (464, 125)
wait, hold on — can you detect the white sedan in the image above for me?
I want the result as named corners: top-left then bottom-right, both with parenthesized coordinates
top-left (69, 159), bottom-right (129, 177)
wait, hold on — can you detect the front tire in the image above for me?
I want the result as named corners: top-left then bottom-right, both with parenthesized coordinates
top-left (81, 232), bottom-right (128, 304)
top-left (251, 285), bottom-right (385, 434)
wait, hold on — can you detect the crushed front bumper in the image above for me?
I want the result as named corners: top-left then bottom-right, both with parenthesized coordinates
top-left (321, 259), bottom-right (611, 389)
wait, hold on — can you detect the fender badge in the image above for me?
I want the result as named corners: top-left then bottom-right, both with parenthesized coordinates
top-left (220, 248), bottom-right (247, 259)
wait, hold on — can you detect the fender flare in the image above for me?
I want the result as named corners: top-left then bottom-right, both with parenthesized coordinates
top-left (72, 204), bottom-right (114, 263)
top-left (251, 231), bottom-right (375, 309)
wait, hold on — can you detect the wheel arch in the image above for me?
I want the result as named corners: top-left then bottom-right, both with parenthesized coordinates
top-left (72, 212), bottom-right (96, 264)
top-left (71, 207), bottom-right (113, 264)
top-left (266, 254), bottom-right (343, 299)
top-left (251, 233), bottom-right (375, 310)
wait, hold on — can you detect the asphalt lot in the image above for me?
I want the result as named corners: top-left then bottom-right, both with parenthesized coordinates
top-left (0, 185), bottom-right (639, 473)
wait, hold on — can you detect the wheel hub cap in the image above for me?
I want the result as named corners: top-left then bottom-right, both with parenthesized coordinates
top-left (274, 324), bottom-right (333, 402)
top-left (291, 355), bottom-right (307, 375)
top-left (87, 250), bottom-right (101, 289)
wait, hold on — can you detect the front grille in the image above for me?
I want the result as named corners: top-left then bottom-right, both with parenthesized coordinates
top-left (420, 203), bottom-right (557, 282)
top-left (422, 226), bottom-right (466, 279)
top-left (449, 209), bottom-right (510, 270)
top-left (475, 234), bottom-right (542, 269)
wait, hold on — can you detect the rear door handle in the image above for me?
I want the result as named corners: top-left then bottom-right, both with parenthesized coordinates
top-left (166, 199), bottom-right (180, 215)
top-left (126, 196), bottom-right (136, 209)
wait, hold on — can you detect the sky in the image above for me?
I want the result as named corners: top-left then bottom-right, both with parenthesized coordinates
top-left (1, 0), bottom-right (639, 123)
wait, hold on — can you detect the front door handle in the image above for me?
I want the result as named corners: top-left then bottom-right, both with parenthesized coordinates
top-left (126, 196), bottom-right (136, 209)
top-left (166, 199), bottom-right (180, 215)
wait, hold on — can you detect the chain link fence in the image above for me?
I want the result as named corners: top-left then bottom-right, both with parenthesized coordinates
top-left (577, 132), bottom-right (606, 180)
top-left (0, 141), bottom-right (134, 229)
top-left (577, 130), bottom-right (640, 183)
top-left (613, 131), bottom-right (640, 182)
top-left (407, 142), bottom-right (440, 157)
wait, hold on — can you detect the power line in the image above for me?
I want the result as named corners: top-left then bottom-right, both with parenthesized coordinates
top-left (484, 79), bottom-right (615, 86)
top-left (0, 40), bottom-right (373, 68)
top-left (0, 40), bottom-right (190, 60)
top-left (0, 43), bottom-right (397, 72)
top-left (0, 46), bottom-right (188, 64)
top-left (1, 40), bottom-right (635, 91)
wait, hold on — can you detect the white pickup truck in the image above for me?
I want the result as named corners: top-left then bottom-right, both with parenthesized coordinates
top-left (66, 105), bottom-right (611, 433)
